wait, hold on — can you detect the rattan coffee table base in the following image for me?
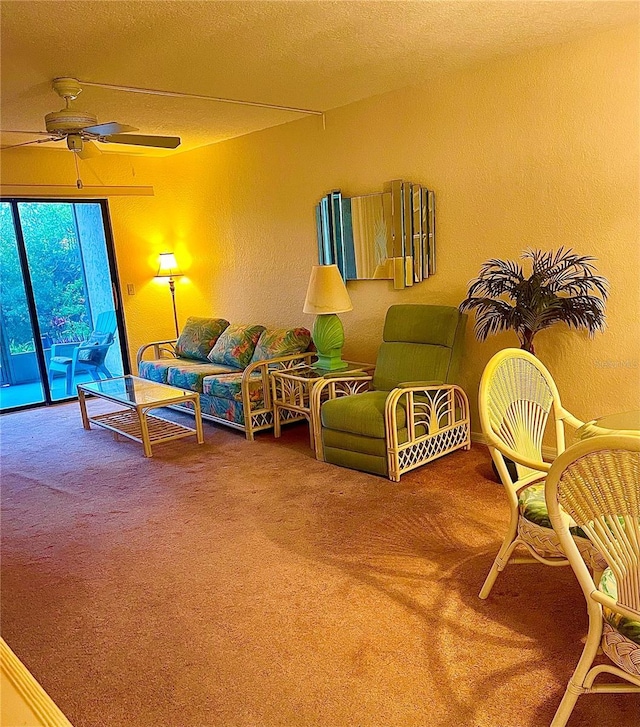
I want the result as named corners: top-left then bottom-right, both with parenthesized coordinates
top-left (90, 409), bottom-right (197, 447)
top-left (77, 376), bottom-right (204, 457)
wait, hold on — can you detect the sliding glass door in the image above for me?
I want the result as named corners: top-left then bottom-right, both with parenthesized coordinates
top-left (0, 200), bottom-right (127, 411)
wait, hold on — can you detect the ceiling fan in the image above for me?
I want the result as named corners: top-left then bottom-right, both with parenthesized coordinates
top-left (0, 77), bottom-right (181, 158)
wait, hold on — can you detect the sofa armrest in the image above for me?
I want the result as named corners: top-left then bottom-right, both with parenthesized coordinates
top-left (242, 351), bottom-right (315, 411)
top-left (136, 339), bottom-right (178, 366)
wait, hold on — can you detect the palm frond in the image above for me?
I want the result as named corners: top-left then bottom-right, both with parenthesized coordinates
top-left (463, 247), bottom-right (608, 346)
top-left (459, 298), bottom-right (521, 341)
top-left (463, 258), bottom-right (524, 299)
top-left (539, 296), bottom-right (607, 334)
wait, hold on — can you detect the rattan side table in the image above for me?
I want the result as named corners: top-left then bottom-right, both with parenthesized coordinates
top-left (270, 362), bottom-right (374, 454)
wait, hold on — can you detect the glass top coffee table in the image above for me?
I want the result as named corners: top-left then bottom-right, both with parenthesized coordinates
top-left (77, 375), bottom-right (204, 457)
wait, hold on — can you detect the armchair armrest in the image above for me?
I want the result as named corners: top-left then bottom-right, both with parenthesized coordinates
top-left (396, 380), bottom-right (444, 389)
top-left (558, 407), bottom-right (586, 431)
top-left (385, 383), bottom-right (471, 446)
top-left (136, 339), bottom-right (178, 366)
top-left (383, 382), bottom-right (472, 480)
top-left (310, 372), bottom-right (374, 461)
top-left (321, 371), bottom-right (373, 380)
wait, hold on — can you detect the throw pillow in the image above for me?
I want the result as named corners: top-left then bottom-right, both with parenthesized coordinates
top-left (77, 332), bottom-right (113, 364)
top-left (251, 327), bottom-right (311, 362)
top-left (207, 324), bottom-right (266, 369)
top-left (175, 317), bottom-right (230, 361)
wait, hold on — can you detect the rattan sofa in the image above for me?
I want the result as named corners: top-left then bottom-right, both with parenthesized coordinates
top-left (137, 317), bottom-right (313, 440)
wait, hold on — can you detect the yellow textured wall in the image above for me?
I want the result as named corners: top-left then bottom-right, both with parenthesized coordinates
top-left (1, 25), bottom-right (638, 431)
top-left (159, 24), bottom-right (639, 429)
top-left (0, 151), bottom-right (213, 363)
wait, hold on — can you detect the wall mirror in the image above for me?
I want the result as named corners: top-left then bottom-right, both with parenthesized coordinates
top-left (316, 180), bottom-right (435, 289)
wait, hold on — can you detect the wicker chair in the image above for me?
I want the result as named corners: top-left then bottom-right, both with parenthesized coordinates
top-left (544, 434), bottom-right (640, 726)
top-left (478, 348), bottom-right (602, 599)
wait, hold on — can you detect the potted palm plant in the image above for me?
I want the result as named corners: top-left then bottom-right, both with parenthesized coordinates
top-left (459, 247), bottom-right (608, 354)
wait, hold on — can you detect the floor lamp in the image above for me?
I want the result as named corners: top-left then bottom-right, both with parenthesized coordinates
top-left (155, 252), bottom-right (183, 338)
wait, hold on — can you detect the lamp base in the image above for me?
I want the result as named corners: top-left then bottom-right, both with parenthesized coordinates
top-left (312, 314), bottom-right (348, 371)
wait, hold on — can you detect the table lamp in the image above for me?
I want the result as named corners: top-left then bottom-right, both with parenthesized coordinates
top-left (155, 252), bottom-right (183, 337)
top-left (303, 264), bottom-right (353, 370)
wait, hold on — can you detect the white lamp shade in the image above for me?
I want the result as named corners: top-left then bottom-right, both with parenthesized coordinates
top-left (303, 265), bottom-right (353, 315)
top-left (156, 252), bottom-right (182, 277)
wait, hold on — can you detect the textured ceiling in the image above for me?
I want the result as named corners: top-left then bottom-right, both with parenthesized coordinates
top-left (1, 0), bottom-right (638, 156)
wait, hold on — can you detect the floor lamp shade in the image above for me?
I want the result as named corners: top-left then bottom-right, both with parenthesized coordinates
top-left (303, 265), bottom-right (353, 370)
top-left (155, 252), bottom-right (183, 338)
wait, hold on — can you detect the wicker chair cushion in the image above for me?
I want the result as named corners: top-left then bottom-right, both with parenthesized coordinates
top-left (518, 485), bottom-right (588, 538)
top-left (599, 568), bottom-right (640, 646)
top-left (175, 317), bottom-right (230, 361)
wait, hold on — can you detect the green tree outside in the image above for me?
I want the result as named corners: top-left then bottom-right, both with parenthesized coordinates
top-left (0, 202), bottom-right (91, 353)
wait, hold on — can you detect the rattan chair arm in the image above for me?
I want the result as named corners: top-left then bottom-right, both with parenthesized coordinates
top-left (136, 339), bottom-right (177, 365)
top-left (320, 372), bottom-right (373, 382)
top-left (558, 407), bottom-right (586, 431)
top-left (396, 380), bottom-right (444, 389)
top-left (590, 589), bottom-right (640, 622)
top-left (486, 435), bottom-right (551, 474)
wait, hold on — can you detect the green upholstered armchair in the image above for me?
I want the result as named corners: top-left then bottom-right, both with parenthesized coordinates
top-left (312, 305), bottom-right (471, 481)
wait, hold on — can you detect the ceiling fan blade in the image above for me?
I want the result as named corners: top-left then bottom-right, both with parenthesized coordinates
top-left (83, 122), bottom-right (138, 135)
top-left (0, 129), bottom-right (54, 136)
top-left (0, 138), bottom-right (58, 150)
top-left (104, 133), bottom-right (181, 149)
top-left (78, 140), bottom-right (101, 160)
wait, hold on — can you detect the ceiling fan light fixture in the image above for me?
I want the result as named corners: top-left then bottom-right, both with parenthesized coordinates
top-left (66, 134), bottom-right (83, 152)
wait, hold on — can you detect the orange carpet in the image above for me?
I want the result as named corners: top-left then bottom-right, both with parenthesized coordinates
top-left (1, 401), bottom-right (638, 727)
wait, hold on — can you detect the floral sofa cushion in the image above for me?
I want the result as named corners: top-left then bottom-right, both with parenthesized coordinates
top-left (203, 371), bottom-right (265, 407)
top-left (166, 362), bottom-right (240, 393)
top-left (599, 568), bottom-right (640, 645)
top-left (207, 324), bottom-right (265, 369)
top-left (138, 357), bottom-right (209, 385)
top-left (175, 317), bottom-right (230, 361)
top-left (251, 327), bottom-right (311, 362)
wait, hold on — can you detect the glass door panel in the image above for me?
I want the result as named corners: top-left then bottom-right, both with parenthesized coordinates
top-left (17, 202), bottom-right (125, 402)
top-left (0, 202), bottom-right (46, 409)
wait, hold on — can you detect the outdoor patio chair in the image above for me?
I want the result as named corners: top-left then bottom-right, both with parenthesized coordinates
top-left (478, 348), bottom-right (603, 599)
top-left (545, 434), bottom-right (640, 726)
top-left (47, 311), bottom-right (117, 396)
